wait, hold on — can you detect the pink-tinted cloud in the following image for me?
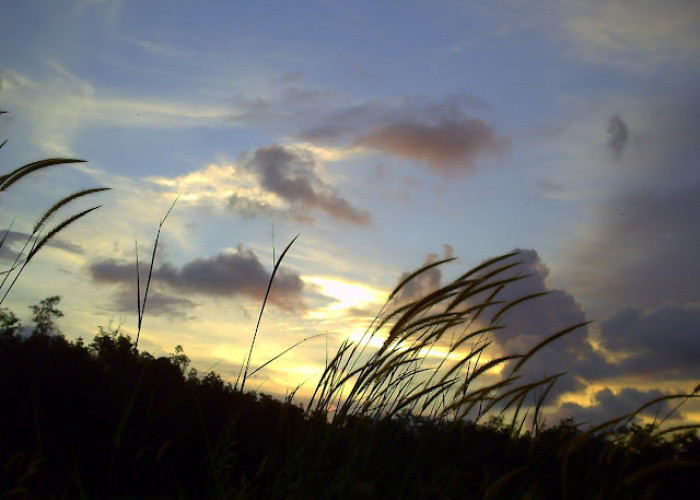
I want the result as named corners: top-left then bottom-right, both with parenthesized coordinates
top-left (356, 118), bottom-right (508, 174)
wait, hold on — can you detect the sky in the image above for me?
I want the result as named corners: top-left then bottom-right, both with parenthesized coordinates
top-left (1, 0), bottom-right (699, 427)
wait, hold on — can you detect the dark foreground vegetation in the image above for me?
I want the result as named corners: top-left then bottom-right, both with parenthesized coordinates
top-left (1, 324), bottom-right (699, 499)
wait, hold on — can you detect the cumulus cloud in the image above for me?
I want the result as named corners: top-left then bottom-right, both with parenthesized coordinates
top-left (90, 245), bottom-right (306, 312)
top-left (472, 249), bottom-right (607, 399)
top-left (240, 145), bottom-right (370, 225)
top-left (391, 248), bottom-right (604, 399)
top-left (393, 245), bottom-right (455, 303)
top-left (606, 115), bottom-right (628, 159)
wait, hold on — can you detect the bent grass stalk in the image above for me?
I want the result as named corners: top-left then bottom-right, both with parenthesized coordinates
top-left (0, 111), bottom-right (109, 304)
top-left (134, 195), bottom-right (179, 349)
top-left (238, 234), bottom-right (299, 392)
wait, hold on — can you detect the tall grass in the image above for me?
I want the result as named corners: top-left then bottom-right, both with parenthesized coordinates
top-left (0, 111), bottom-right (109, 304)
top-left (305, 251), bottom-right (588, 431)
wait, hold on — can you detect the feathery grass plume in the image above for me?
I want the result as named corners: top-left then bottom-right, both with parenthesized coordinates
top-left (305, 249), bottom-right (588, 430)
top-left (134, 195), bottom-right (179, 349)
top-left (0, 111), bottom-right (109, 303)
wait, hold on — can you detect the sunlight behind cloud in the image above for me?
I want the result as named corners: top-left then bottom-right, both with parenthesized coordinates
top-left (306, 276), bottom-right (386, 314)
top-left (147, 162), bottom-right (283, 208)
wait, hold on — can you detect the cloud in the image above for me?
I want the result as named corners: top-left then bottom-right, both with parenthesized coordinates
top-left (0, 230), bottom-right (84, 261)
top-left (553, 387), bottom-right (679, 426)
top-left (356, 118), bottom-right (507, 174)
top-left (564, 0), bottom-right (700, 66)
top-left (0, 67), bottom-right (34, 91)
top-left (393, 245), bottom-right (455, 303)
top-left (606, 115), bottom-right (628, 159)
top-left (572, 179), bottom-right (700, 311)
top-left (229, 86), bottom-right (506, 175)
top-left (474, 249), bottom-right (606, 398)
top-left (599, 304), bottom-right (700, 380)
top-left (90, 245), bottom-right (306, 313)
top-left (1, 62), bottom-right (231, 155)
top-left (564, 93), bottom-right (700, 313)
top-left (110, 288), bottom-right (199, 319)
top-left (124, 35), bottom-right (182, 57)
top-left (147, 146), bottom-right (370, 226)
top-left (241, 145), bottom-right (370, 225)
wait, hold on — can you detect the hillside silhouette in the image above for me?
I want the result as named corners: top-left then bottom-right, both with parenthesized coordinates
top-left (1, 312), bottom-right (699, 499)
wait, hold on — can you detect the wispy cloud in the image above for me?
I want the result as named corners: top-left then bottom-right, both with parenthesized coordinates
top-left (1, 61), bottom-right (231, 155)
top-left (0, 230), bottom-right (84, 261)
top-left (0, 67), bottom-right (35, 91)
top-left (564, 0), bottom-right (700, 66)
top-left (124, 35), bottom-right (184, 57)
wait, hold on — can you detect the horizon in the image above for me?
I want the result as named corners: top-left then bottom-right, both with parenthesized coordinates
top-left (1, 0), bottom-right (699, 427)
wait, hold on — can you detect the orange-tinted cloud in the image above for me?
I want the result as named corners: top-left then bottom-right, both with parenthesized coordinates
top-left (356, 118), bottom-right (508, 174)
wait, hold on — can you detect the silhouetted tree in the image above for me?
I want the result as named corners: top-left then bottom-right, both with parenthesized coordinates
top-left (29, 295), bottom-right (63, 335)
top-left (0, 307), bottom-right (21, 338)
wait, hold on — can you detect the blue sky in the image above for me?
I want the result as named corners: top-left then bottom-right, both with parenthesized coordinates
top-left (2, 0), bottom-right (699, 426)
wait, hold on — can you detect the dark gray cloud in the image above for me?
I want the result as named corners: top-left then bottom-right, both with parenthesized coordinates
top-left (90, 245), bottom-right (306, 312)
top-left (606, 115), bottom-right (628, 159)
top-left (552, 387), bottom-right (679, 427)
top-left (567, 93), bottom-right (700, 314)
top-left (110, 288), bottom-right (198, 319)
top-left (572, 179), bottom-right (700, 312)
top-left (240, 145), bottom-right (370, 226)
top-left (599, 304), bottom-right (700, 380)
top-left (356, 118), bottom-right (507, 174)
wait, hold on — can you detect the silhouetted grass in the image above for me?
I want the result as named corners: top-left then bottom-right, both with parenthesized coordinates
top-left (0, 110), bottom-right (109, 304)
